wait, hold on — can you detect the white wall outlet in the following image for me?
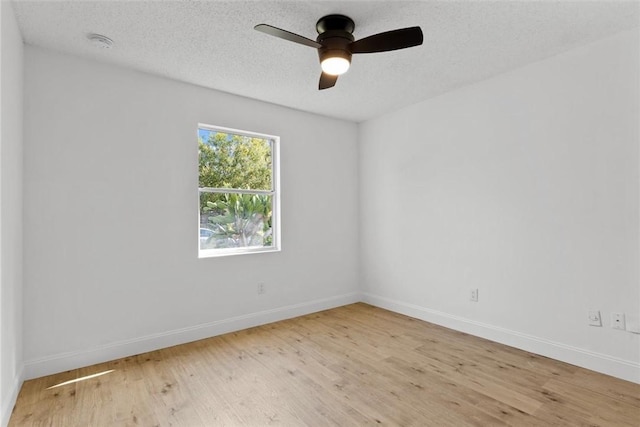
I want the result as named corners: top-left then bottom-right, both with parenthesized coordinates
top-left (588, 310), bottom-right (602, 326)
top-left (470, 288), bottom-right (478, 302)
top-left (625, 315), bottom-right (640, 334)
top-left (257, 282), bottom-right (265, 294)
top-left (611, 312), bottom-right (625, 330)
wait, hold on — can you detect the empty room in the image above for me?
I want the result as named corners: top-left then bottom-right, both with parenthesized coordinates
top-left (1, 0), bottom-right (639, 425)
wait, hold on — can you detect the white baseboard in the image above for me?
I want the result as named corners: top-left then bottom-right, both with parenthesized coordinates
top-left (1, 365), bottom-right (24, 427)
top-left (23, 292), bottom-right (361, 380)
top-left (362, 292), bottom-right (640, 384)
top-left (21, 291), bottom-right (640, 385)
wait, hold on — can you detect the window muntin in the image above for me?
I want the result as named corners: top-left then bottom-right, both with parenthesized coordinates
top-left (198, 125), bottom-right (280, 257)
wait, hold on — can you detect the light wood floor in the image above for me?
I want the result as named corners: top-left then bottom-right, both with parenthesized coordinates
top-left (10, 303), bottom-right (640, 426)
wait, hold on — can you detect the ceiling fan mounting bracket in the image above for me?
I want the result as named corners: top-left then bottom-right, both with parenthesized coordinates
top-left (316, 15), bottom-right (355, 34)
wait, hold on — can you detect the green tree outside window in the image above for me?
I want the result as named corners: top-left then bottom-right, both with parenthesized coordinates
top-left (198, 130), bottom-right (275, 250)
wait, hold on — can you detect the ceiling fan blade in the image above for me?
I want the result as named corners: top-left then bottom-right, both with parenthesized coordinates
top-left (350, 27), bottom-right (423, 54)
top-left (254, 24), bottom-right (322, 49)
top-left (319, 72), bottom-right (338, 90)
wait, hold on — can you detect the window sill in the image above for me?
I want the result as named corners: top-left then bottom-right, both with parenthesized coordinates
top-left (198, 246), bottom-right (281, 259)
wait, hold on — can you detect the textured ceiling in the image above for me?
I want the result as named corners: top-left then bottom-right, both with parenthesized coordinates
top-left (12, 0), bottom-right (640, 122)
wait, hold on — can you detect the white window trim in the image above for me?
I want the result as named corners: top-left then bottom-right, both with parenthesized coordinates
top-left (198, 124), bottom-right (281, 258)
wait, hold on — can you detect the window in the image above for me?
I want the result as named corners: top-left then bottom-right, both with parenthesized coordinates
top-left (198, 124), bottom-right (280, 257)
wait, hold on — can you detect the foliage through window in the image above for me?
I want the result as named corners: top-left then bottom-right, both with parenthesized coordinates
top-left (198, 125), bottom-right (280, 257)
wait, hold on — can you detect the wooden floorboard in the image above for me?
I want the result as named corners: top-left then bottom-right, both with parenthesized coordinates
top-left (9, 303), bottom-right (640, 426)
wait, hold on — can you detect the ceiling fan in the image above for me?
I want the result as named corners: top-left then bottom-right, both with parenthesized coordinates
top-left (255, 14), bottom-right (423, 90)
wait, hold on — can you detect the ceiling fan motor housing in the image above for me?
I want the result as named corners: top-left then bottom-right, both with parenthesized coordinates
top-left (316, 15), bottom-right (355, 65)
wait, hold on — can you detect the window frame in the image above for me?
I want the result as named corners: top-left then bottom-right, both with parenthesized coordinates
top-left (197, 123), bottom-right (281, 258)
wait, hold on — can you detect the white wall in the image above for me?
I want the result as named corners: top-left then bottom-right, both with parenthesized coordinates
top-left (360, 29), bottom-right (639, 383)
top-left (0, 0), bottom-right (24, 424)
top-left (17, 20), bottom-right (639, 387)
top-left (22, 47), bottom-right (359, 378)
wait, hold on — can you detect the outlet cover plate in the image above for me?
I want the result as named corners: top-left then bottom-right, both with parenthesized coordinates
top-left (611, 312), bottom-right (625, 330)
top-left (588, 310), bottom-right (602, 326)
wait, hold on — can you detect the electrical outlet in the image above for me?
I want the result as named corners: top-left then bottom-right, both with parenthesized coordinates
top-left (611, 312), bottom-right (625, 330)
top-left (625, 315), bottom-right (640, 334)
top-left (470, 288), bottom-right (478, 302)
top-left (257, 282), bottom-right (266, 295)
top-left (588, 310), bottom-right (602, 327)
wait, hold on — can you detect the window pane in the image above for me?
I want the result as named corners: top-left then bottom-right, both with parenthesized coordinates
top-left (198, 129), bottom-right (272, 191)
top-left (199, 192), bottom-right (274, 250)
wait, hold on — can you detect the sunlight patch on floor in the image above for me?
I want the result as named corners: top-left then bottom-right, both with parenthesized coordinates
top-left (46, 369), bottom-right (115, 389)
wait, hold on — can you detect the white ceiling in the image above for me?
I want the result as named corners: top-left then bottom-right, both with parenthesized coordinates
top-left (12, 0), bottom-right (640, 122)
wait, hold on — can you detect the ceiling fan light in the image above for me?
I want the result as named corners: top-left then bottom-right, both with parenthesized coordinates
top-left (321, 56), bottom-right (350, 75)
